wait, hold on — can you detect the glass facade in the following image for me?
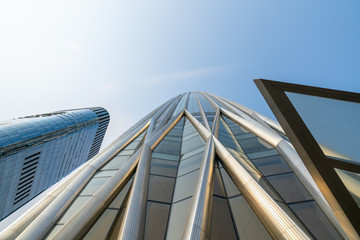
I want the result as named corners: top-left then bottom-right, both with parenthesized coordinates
top-left (0, 92), bottom-right (347, 240)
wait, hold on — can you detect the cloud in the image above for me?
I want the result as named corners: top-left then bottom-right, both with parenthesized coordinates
top-left (138, 64), bottom-right (237, 86)
top-left (66, 39), bottom-right (85, 54)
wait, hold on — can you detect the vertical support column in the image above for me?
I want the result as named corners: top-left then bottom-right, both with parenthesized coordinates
top-left (183, 136), bottom-right (215, 240)
top-left (117, 144), bottom-right (152, 240)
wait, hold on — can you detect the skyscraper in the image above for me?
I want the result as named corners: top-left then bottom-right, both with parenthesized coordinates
top-left (0, 107), bottom-right (109, 220)
top-left (0, 93), bottom-right (350, 240)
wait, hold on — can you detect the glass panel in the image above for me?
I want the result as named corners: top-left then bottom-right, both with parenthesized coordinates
top-left (220, 168), bottom-right (241, 197)
top-left (209, 196), bottom-right (237, 240)
top-left (181, 135), bottom-right (205, 154)
top-left (182, 146), bottom-right (205, 160)
top-left (80, 177), bottom-right (111, 196)
top-left (237, 137), bottom-right (273, 154)
top-left (101, 155), bottom-right (130, 170)
top-left (144, 202), bottom-right (170, 240)
top-left (335, 168), bottom-right (360, 207)
top-left (229, 195), bottom-right (272, 240)
top-left (151, 152), bottom-right (179, 161)
top-left (266, 173), bottom-right (312, 203)
top-left (153, 139), bottom-right (181, 155)
top-left (109, 179), bottom-right (133, 209)
top-left (93, 170), bottom-right (118, 178)
top-left (290, 201), bottom-right (342, 240)
top-left (150, 158), bottom-right (178, 177)
top-left (213, 167), bottom-right (226, 197)
top-left (166, 198), bottom-right (192, 240)
top-left (177, 152), bottom-right (203, 177)
top-left (83, 209), bottom-right (118, 240)
top-left (148, 175), bottom-right (175, 203)
top-left (286, 92), bottom-right (360, 164)
top-left (252, 155), bottom-right (292, 176)
top-left (246, 148), bottom-right (279, 159)
top-left (173, 170), bottom-right (199, 202)
top-left (58, 196), bottom-right (91, 224)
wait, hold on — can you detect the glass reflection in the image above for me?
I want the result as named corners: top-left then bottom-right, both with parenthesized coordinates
top-left (286, 92), bottom-right (360, 164)
top-left (335, 168), bottom-right (360, 207)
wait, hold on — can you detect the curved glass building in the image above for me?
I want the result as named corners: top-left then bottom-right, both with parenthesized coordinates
top-left (0, 107), bottom-right (109, 220)
top-left (0, 93), bottom-right (350, 240)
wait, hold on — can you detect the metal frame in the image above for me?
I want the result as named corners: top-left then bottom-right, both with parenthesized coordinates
top-left (185, 110), bottom-right (311, 239)
top-left (255, 78), bottom-right (360, 239)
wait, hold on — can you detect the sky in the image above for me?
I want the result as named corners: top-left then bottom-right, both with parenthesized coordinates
top-left (1, 0), bottom-right (360, 149)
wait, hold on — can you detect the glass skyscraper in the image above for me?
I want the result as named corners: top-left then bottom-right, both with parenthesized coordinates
top-left (0, 93), bottom-right (351, 239)
top-left (0, 107), bottom-right (109, 220)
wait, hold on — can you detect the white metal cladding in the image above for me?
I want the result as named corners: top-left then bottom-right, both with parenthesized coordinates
top-left (0, 92), bottom-right (349, 240)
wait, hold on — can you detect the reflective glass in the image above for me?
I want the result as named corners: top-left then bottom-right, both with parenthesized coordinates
top-left (229, 195), bottom-right (271, 239)
top-left (177, 152), bottom-right (203, 177)
top-left (108, 179), bottom-right (133, 209)
top-left (58, 196), bottom-right (91, 224)
top-left (182, 146), bottom-right (205, 160)
top-left (181, 135), bottom-right (205, 154)
top-left (213, 167), bottom-right (226, 197)
top-left (166, 198), bottom-right (192, 239)
top-left (286, 92), bottom-right (360, 163)
top-left (101, 155), bottom-right (130, 170)
top-left (83, 209), bottom-right (118, 240)
top-left (252, 155), bottom-right (292, 176)
top-left (151, 152), bottom-right (179, 161)
top-left (150, 158), bottom-right (178, 177)
top-left (335, 168), bottom-right (360, 207)
top-left (266, 173), bottom-right (312, 203)
top-left (220, 168), bottom-right (241, 197)
top-left (290, 201), bottom-right (342, 240)
top-left (148, 175), bottom-right (175, 203)
top-left (80, 177), bottom-right (110, 196)
top-left (209, 196), bottom-right (237, 240)
top-left (173, 170), bottom-right (199, 202)
top-left (93, 170), bottom-right (118, 178)
top-left (144, 202), bottom-right (170, 240)
top-left (237, 137), bottom-right (273, 154)
top-left (154, 139), bottom-right (181, 155)
top-left (246, 148), bottom-right (279, 159)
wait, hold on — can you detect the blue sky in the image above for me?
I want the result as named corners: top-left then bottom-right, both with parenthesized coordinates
top-left (1, 0), bottom-right (360, 148)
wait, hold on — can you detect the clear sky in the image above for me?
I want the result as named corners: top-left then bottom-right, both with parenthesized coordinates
top-left (1, 0), bottom-right (360, 148)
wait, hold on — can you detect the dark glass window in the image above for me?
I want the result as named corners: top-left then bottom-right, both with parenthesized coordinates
top-left (148, 175), bottom-right (175, 203)
top-left (290, 201), bottom-right (342, 240)
top-left (181, 135), bottom-right (205, 154)
top-left (252, 155), bottom-right (292, 176)
top-left (153, 139), bottom-right (181, 155)
top-left (209, 196), bottom-right (237, 240)
top-left (220, 168), bottom-right (241, 197)
top-left (150, 158), bottom-right (178, 177)
top-left (213, 167), bottom-right (226, 197)
top-left (177, 152), bottom-right (203, 177)
top-left (229, 196), bottom-right (272, 240)
top-left (173, 170), bottom-right (199, 202)
top-left (144, 202), bottom-right (170, 240)
top-left (237, 137), bottom-right (273, 154)
top-left (266, 173), bottom-right (312, 203)
top-left (166, 198), bottom-right (192, 239)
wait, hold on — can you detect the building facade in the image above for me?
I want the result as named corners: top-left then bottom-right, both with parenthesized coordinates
top-left (0, 93), bottom-right (350, 239)
top-left (0, 107), bottom-right (109, 220)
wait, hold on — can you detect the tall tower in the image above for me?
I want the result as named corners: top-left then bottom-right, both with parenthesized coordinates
top-left (0, 107), bottom-right (109, 220)
top-left (0, 93), bottom-right (348, 239)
